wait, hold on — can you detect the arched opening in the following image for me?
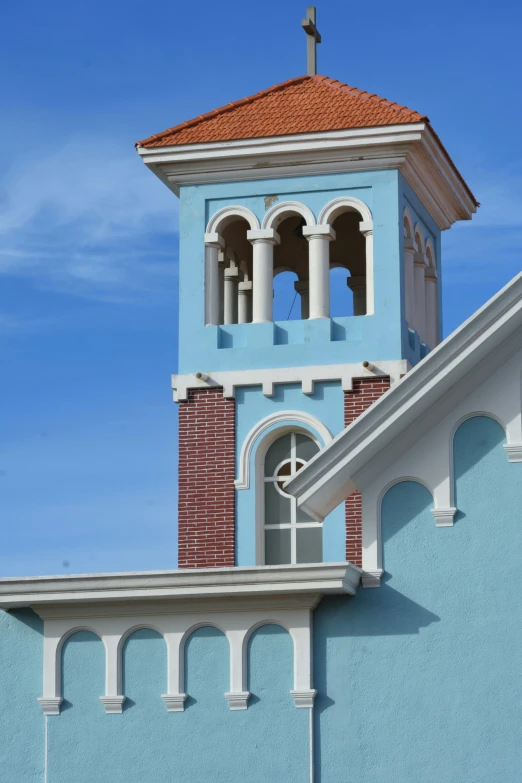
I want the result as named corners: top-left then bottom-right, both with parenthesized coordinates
top-left (403, 210), bottom-right (415, 327)
top-left (263, 431), bottom-right (322, 565)
top-left (329, 266), bottom-right (354, 317)
top-left (273, 269), bottom-right (300, 321)
top-left (425, 242), bottom-right (438, 347)
top-left (219, 217), bottom-right (253, 325)
top-left (329, 210), bottom-right (367, 315)
top-left (272, 214), bottom-right (309, 320)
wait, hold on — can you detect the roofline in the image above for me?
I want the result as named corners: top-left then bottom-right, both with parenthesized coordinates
top-left (285, 272), bottom-right (522, 519)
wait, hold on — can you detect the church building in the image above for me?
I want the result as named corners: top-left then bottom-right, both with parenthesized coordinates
top-left (1, 8), bottom-right (521, 782)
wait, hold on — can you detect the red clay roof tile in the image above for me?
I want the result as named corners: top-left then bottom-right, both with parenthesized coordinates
top-left (136, 75), bottom-right (427, 148)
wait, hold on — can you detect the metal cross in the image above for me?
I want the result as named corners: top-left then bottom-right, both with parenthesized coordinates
top-left (301, 6), bottom-right (321, 76)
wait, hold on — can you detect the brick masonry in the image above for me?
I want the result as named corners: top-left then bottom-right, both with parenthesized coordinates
top-left (178, 387), bottom-right (236, 568)
top-left (344, 376), bottom-right (391, 567)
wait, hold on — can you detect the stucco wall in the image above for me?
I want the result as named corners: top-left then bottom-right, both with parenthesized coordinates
top-left (314, 415), bottom-right (522, 782)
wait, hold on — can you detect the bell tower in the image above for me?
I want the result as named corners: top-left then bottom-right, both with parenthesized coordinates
top-left (136, 35), bottom-right (477, 570)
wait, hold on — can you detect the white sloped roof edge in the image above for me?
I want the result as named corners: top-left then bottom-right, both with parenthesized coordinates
top-left (285, 272), bottom-right (522, 519)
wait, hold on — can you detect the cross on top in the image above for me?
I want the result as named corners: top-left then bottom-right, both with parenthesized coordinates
top-left (301, 6), bottom-right (321, 76)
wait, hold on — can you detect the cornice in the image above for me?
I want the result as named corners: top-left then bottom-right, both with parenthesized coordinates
top-left (137, 124), bottom-right (476, 230)
top-left (0, 562), bottom-right (362, 610)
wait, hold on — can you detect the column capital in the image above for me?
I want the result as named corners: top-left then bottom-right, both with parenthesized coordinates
top-left (247, 228), bottom-right (280, 245)
top-left (404, 238), bottom-right (416, 253)
top-left (204, 232), bottom-right (225, 249)
top-left (414, 251), bottom-right (427, 267)
top-left (224, 266), bottom-right (240, 280)
top-left (238, 280), bottom-right (253, 293)
top-left (302, 224), bottom-right (336, 241)
top-left (294, 280), bottom-right (309, 294)
top-left (359, 220), bottom-right (373, 235)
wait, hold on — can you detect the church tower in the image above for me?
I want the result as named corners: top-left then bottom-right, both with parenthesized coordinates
top-left (136, 10), bottom-right (477, 573)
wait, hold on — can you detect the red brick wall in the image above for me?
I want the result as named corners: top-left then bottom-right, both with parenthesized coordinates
top-left (177, 387), bottom-right (235, 568)
top-left (344, 377), bottom-right (391, 567)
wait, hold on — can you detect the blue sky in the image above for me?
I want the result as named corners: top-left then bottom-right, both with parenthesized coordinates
top-left (1, 0), bottom-right (520, 576)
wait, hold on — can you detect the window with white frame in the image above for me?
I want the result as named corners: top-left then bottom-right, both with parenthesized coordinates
top-left (263, 432), bottom-right (322, 565)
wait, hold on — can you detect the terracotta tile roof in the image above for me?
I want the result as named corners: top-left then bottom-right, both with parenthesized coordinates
top-left (136, 75), bottom-right (427, 148)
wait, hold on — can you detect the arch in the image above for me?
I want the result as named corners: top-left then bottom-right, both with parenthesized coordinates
top-left (244, 622), bottom-right (294, 696)
top-left (206, 205), bottom-right (260, 234)
top-left (403, 207), bottom-right (414, 239)
top-left (182, 624), bottom-right (229, 705)
top-left (425, 237), bottom-right (437, 275)
top-left (318, 196), bottom-right (372, 227)
top-left (262, 200), bottom-right (315, 230)
top-left (59, 629), bottom-right (105, 704)
top-left (235, 411), bottom-right (333, 491)
top-left (116, 625), bottom-right (166, 694)
top-left (414, 223), bottom-right (426, 255)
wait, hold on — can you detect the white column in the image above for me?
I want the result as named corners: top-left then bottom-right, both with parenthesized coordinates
top-left (302, 224), bottom-right (336, 319)
top-left (203, 233), bottom-right (224, 326)
top-left (247, 229), bottom-right (280, 323)
top-left (294, 280), bottom-right (309, 320)
top-left (288, 611), bottom-right (316, 708)
top-left (404, 239), bottom-right (415, 326)
top-left (359, 221), bottom-right (374, 315)
top-left (346, 275), bottom-right (367, 316)
top-left (100, 634), bottom-right (125, 714)
top-left (225, 629), bottom-right (250, 710)
top-left (161, 631), bottom-right (187, 712)
top-left (414, 252), bottom-right (427, 343)
top-left (425, 273), bottom-right (438, 348)
top-left (238, 281), bottom-right (252, 324)
top-left (224, 266), bottom-right (239, 325)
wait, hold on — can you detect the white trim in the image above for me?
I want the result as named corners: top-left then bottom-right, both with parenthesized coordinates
top-left (99, 695), bottom-right (125, 714)
top-left (37, 697), bottom-right (62, 716)
top-left (137, 124), bottom-right (477, 230)
top-left (262, 200), bottom-right (315, 230)
top-left (318, 196), bottom-right (372, 226)
top-left (290, 689), bottom-right (317, 708)
top-left (26, 591), bottom-right (350, 716)
top-left (161, 693), bottom-right (187, 712)
top-left (0, 562), bottom-right (360, 608)
top-left (504, 443), bottom-right (522, 462)
top-left (225, 691), bottom-right (250, 710)
top-left (206, 205), bottom-right (260, 234)
top-left (172, 360), bottom-right (408, 402)
top-left (235, 411), bottom-right (333, 491)
top-left (430, 507), bottom-right (457, 527)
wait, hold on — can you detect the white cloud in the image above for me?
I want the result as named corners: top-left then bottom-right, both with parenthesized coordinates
top-left (0, 137), bottom-right (179, 299)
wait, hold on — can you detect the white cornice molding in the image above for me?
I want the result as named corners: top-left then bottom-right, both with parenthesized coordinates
top-left (161, 693), bottom-right (187, 712)
top-left (504, 443), bottom-right (522, 462)
top-left (430, 507), bottom-right (457, 527)
top-left (0, 562), bottom-right (361, 609)
top-left (290, 689), bottom-right (317, 708)
top-left (171, 360), bottom-right (407, 402)
top-left (285, 273), bottom-right (522, 520)
top-left (137, 124), bottom-right (477, 230)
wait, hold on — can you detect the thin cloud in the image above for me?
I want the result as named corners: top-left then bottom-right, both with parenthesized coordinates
top-left (0, 137), bottom-right (179, 299)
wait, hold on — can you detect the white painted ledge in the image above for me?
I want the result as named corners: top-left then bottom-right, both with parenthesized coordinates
top-left (290, 689), bottom-right (317, 708)
top-left (225, 691), bottom-right (250, 710)
top-left (100, 696), bottom-right (125, 714)
top-left (504, 443), bottom-right (522, 462)
top-left (431, 507), bottom-right (457, 527)
top-left (361, 570), bottom-right (383, 588)
top-left (0, 563), bottom-right (361, 609)
top-left (37, 697), bottom-right (63, 716)
top-left (161, 694), bottom-right (187, 712)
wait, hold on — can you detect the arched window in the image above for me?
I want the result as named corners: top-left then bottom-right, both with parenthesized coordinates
top-left (263, 432), bottom-right (322, 565)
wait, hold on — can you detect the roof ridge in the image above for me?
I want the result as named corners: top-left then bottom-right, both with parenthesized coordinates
top-left (314, 75), bottom-right (427, 122)
top-left (136, 75), bottom-right (312, 148)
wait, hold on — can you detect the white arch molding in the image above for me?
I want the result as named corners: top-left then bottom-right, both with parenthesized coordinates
top-left (235, 411), bottom-right (333, 491)
top-left (318, 197), bottom-right (374, 316)
top-left (206, 205), bottom-right (260, 234)
top-left (262, 200), bottom-right (316, 230)
top-left (37, 605), bottom-right (318, 714)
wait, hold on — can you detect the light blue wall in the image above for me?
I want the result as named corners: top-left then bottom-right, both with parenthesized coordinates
top-left (235, 381), bottom-right (346, 564)
top-left (15, 624), bottom-right (308, 783)
top-left (178, 169), bottom-right (406, 373)
top-left (0, 608), bottom-right (43, 781)
top-left (314, 416), bottom-right (522, 782)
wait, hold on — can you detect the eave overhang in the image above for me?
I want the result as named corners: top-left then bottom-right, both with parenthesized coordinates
top-left (285, 272), bottom-right (522, 520)
top-left (0, 562), bottom-right (361, 610)
top-left (136, 123), bottom-right (477, 230)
